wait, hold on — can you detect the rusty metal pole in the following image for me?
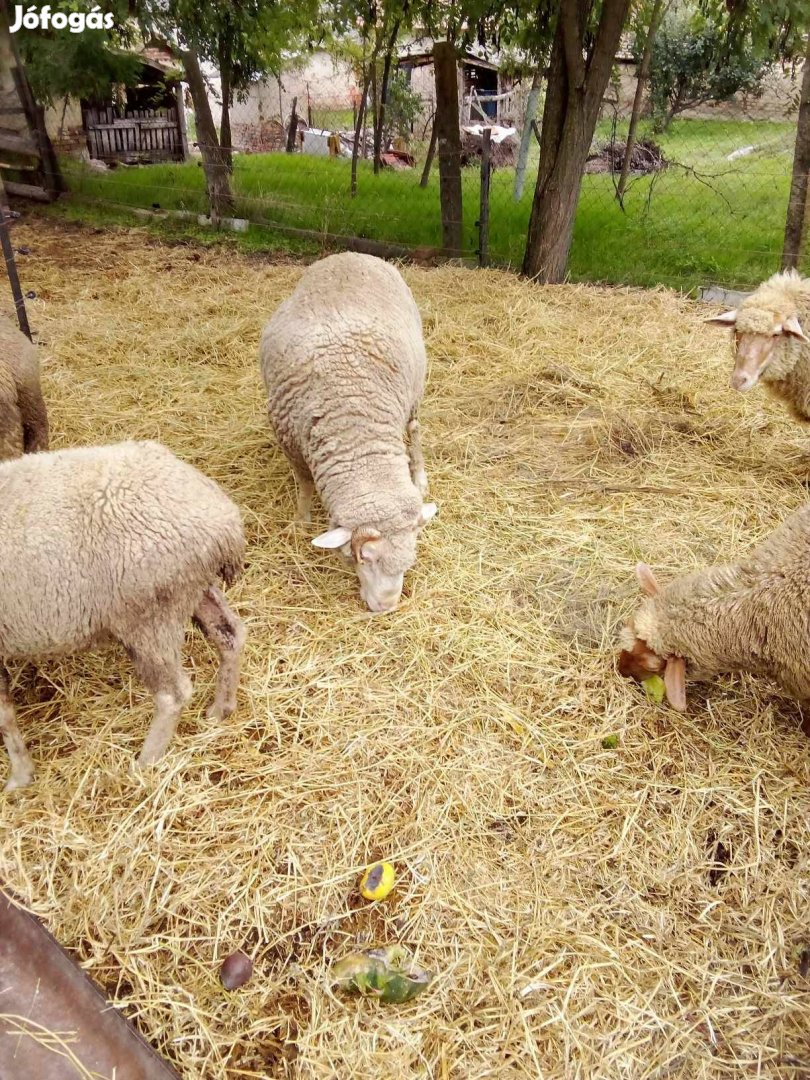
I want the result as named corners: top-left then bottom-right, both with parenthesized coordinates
top-left (478, 128), bottom-right (492, 268)
top-left (0, 180), bottom-right (31, 339)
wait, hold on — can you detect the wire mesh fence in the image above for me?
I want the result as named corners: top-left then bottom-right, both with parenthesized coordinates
top-left (55, 85), bottom-right (807, 293)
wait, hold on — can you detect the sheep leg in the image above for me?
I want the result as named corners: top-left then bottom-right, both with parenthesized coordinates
top-left (125, 627), bottom-right (193, 768)
top-left (193, 586), bottom-right (246, 721)
top-left (18, 385), bottom-right (49, 453)
top-left (271, 412), bottom-right (315, 522)
top-left (291, 464), bottom-right (315, 523)
top-left (0, 664), bottom-right (35, 792)
top-left (407, 410), bottom-right (428, 496)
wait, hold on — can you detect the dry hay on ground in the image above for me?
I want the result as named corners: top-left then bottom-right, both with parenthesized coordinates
top-left (0, 217), bottom-right (808, 1080)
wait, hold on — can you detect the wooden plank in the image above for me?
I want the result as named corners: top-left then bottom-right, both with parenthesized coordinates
top-left (0, 131), bottom-right (37, 155)
top-left (0, 891), bottom-right (181, 1080)
top-left (2, 180), bottom-right (50, 200)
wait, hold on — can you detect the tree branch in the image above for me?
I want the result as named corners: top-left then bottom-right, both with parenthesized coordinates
top-left (560, 0), bottom-right (586, 88)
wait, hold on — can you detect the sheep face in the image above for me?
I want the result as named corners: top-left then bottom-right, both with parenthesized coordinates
top-left (617, 564), bottom-right (687, 711)
top-left (312, 503), bottom-right (437, 613)
top-left (707, 308), bottom-right (809, 392)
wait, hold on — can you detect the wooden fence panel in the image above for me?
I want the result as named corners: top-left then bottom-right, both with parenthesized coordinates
top-left (82, 104), bottom-right (186, 164)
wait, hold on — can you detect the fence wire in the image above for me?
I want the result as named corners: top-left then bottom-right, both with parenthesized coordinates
top-left (56, 87), bottom-right (807, 292)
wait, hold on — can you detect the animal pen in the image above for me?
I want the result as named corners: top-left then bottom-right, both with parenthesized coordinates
top-left (0, 214), bottom-right (807, 1078)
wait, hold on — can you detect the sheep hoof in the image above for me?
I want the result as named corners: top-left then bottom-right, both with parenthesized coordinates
top-left (206, 700), bottom-right (235, 722)
top-left (137, 748), bottom-right (162, 768)
top-left (4, 769), bottom-right (34, 793)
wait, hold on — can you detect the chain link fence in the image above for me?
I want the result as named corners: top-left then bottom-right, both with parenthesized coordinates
top-left (56, 79), bottom-right (807, 293)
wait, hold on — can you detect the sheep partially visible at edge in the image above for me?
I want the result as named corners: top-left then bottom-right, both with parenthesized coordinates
top-left (707, 269), bottom-right (810, 420)
top-left (618, 502), bottom-right (810, 713)
top-left (0, 312), bottom-right (49, 459)
top-left (0, 440), bottom-right (246, 791)
top-left (260, 251), bottom-right (437, 613)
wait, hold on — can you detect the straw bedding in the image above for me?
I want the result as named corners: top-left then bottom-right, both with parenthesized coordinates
top-left (0, 217), bottom-right (808, 1079)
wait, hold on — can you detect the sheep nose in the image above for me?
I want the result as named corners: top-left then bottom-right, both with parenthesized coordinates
top-left (366, 592), bottom-right (400, 613)
top-left (731, 370), bottom-right (753, 392)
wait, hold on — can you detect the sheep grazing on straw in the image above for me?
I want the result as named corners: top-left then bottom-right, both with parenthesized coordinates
top-left (619, 501), bottom-right (810, 712)
top-left (260, 251), bottom-right (437, 614)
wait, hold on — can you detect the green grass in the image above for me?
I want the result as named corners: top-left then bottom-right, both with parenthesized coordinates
top-left (57, 118), bottom-right (801, 290)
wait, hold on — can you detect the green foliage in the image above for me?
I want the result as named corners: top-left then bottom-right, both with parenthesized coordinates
top-left (14, 1), bottom-right (141, 106)
top-left (382, 71), bottom-right (423, 142)
top-left (60, 117), bottom-right (799, 290)
top-left (647, 8), bottom-right (769, 130)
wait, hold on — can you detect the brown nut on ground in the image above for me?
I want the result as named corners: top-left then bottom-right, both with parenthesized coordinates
top-left (220, 950), bottom-right (253, 990)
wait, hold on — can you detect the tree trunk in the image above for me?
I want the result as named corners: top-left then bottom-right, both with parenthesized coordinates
top-left (181, 47), bottom-right (234, 223)
top-left (782, 33), bottom-right (810, 271)
top-left (522, 0), bottom-right (632, 282)
top-left (286, 96), bottom-right (298, 153)
top-left (219, 54), bottom-right (233, 172)
top-left (351, 65), bottom-right (371, 197)
top-left (420, 112), bottom-right (438, 188)
top-left (374, 20), bottom-right (400, 174)
top-left (616, 0), bottom-right (665, 203)
top-left (433, 40), bottom-right (463, 256)
top-left (513, 69), bottom-right (543, 201)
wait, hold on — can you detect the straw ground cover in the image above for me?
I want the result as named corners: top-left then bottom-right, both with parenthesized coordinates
top-left (0, 218), bottom-right (808, 1078)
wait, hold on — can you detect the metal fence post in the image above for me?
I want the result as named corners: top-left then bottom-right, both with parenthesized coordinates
top-left (0, 185), bottom-right (31, 340)
top-left (478, 127), bottom-right (492, 268)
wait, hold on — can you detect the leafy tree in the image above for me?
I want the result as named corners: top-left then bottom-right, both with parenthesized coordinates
top-left (381, 69), bottom-right (422, 143)
top-left (522, 0), bottom-right (634, 282)
top-left (616, 0), bottom-right (668, 202)
top-left (647, 6), bottom-right (769, 131)
top-left (10, 0), bottom-right (141, 110)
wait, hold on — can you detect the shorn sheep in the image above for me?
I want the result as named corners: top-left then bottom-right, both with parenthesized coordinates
top-left (708, 269), bottom-right (810, 419)
top-left (0, 312), bottom-right (49, 459)
top-left (618, 502), bottom-right (810, 712)
top-left (260, 251), bottom-right (437, 613)
top-left (0, 440), bottom-right (246, 791)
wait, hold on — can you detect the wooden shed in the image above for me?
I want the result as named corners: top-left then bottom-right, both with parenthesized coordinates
top-left (80, 48), bottom-right (188, 165)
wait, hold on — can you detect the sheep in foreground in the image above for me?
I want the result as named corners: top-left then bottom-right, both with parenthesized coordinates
top-left (0, 312), bottom-right (49, 459)
top-left (0, 440), bottom-right (246, 791)
top-left (260, 251), bottom-right (437, 613)
top-left (618, 502), bottom-right (810, 712)
top-left (707, 270), bottom-right (810, 419)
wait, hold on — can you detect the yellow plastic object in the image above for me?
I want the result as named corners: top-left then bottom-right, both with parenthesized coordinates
top-left (359, 861), bottom-right (396, 901)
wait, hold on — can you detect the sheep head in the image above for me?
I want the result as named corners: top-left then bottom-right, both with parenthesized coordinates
top-left (707, 307), bottom-right (809, 393)
top-left (312, 503), bottom-right (437, 613)
top-left (618, 563), bottom-right (687, 712)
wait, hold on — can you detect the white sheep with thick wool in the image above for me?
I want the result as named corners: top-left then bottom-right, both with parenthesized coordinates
top-left (0, 440), bottom-right (246, 791)
top-left (260, 252), bottom-right (436, 612)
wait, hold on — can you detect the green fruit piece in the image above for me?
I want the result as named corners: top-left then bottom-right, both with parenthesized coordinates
top-left (331, 947), bottom-right (433, 1004)
top-left (642, 674), bottom-right (666, 704)
top-left (601, 734), bottom-right (619, 749)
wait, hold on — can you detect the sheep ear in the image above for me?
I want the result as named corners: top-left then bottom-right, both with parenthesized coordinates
top-left (706, 310), bottom-right (738, 326)
top-left (782, 315), bottom-right (810, 343)
top-left (664, 657), bottom-right (687, 712)
top-left (419, 502), bottom-right (438, 526)
top-left (312, 526), bottom-right (352, 549)
top-left (635, 562), bottom-right (660, 597)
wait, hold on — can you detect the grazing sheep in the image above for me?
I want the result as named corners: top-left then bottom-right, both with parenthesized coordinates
top-left (0, 313), bottom-right (49, 460)
top-left (260, 251), bottom-right (437, 613)
top-left (0, 440), bottom-right (246, 791)
top-left (618, 502), bottom-right (810, 712)
top-left (707, 270), bottom-right (810, 419)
